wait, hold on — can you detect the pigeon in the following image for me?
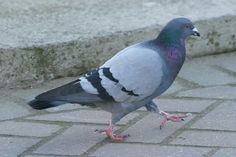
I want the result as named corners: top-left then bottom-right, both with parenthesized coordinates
top-left (28, 18), bottom-right (200, 141)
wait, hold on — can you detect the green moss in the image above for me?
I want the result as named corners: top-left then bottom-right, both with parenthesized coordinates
top-left (209, 38), bottom-right (214, 44)
top-left (232, 34), bottom-right (235, 39)
top-left (207, 31), bottom-right (220, 46)
top-left (214, 42), bottom-right (220, 47)
top-left (23, 47), bottom-right (57, 76)
top-left (34, 48), bottom-right (48, 66)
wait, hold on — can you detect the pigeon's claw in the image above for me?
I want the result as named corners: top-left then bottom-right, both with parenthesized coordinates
top-left (159, 111), bottom-right (191, 129)
top-left (107, 132), bottom-right (130, 142)
top-left (95, 120), bottom-right (130, 142)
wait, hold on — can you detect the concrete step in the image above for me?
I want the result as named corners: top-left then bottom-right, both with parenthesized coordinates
top-left (0, 0), bottom-right (236, 88)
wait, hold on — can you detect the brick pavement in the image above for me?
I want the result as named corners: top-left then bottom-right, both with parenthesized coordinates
top-left (0, 52), bottom-right (235, 157)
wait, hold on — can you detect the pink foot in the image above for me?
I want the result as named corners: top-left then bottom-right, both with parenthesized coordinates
top-left (95, 120), bottom-right (130, 142)
top-left (159, 111), bottom-right (191, 129)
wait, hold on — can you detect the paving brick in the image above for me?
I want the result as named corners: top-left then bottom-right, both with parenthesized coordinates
top-left (34, 125), bottom-right (105, 156)
top-left (90, 143), bottom-right (211, 157)
top-left (0, 98), bottom-right (31, 120)
top-left (194, 52), bottom-right (236, 73)
top-left (7, 88), bottom-right (52, 102)
top-left (171, 130), bottom-right (236, 147)
top-left (140, 99), bottom-right (214, 113)
top-left (7, 86), bottom-right (84, 111)
top-left (8, 77), bottom-right (78, 102)
top-left (123, 113), bottom-right (194, 143)
top-left (213, 53), bottom-right (236, 73)
top-left (177, 86), bottom-right (236, 99)
top-left (179, 61), bottom-right (236, 86)
top-left (162, 80), bottom-right (185, 95)
top-left (212, 148), bottom-right (236, 157)
top-left (0, 136), bottom-right (39, 157)
top-left (27, 110), bottom-right (139, 125)
top-left (25, 155), bottom-right (55, 157)
top-left (0, 121), bottom-right (61, 137)
top-left (45, 103), bottom-right (85, 112)
top-left (191, 101), bottom-right (236, 131)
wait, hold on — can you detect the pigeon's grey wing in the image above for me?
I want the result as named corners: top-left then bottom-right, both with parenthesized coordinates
top-left (99, 45), bottom-right (164, 103)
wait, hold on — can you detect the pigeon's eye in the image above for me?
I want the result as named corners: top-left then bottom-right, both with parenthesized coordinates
top-left (185, 25), bottom-right (190, 29)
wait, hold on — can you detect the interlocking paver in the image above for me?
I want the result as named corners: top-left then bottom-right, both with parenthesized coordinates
top-left (171, 130), bottom-right (236, 147)
top-left (7, 77), bottom-right (78, 101)
top-left (34, 125), bottom-right (105, 156)
top-left (25, 155), bottom-right (56, 157)
top-left (194, 52), bottom-right (236, 73)
top-left (140, 99), bottom-right (214, 113)
top-left (6, 88), bottom-right (51, 102)
top-left (212, 148), bottom-right (236, 157)
top-left (177, 86), bottom-right (236, 99)
top-left (0, 98), bottom-right (30, 120)
top-left (0, 136), bottom-right (39, 157)
top-left (123, 113), bottom-right (194, 143)
top-left (191, 101), bottom-right (236, 131)
top-left (0, 121), bottom-right (61, 137)
top-left (179, 62), bottom-right (236, 86)
top-left (90, 143), bottom-right (211, 157)
top-left (45, 103), bottom-right (85, 112)
top-left (27, 110), bottom-right (139, 125)
top-left (162, 80), bottom-right (185, 95)
top-left (4, 88), bottom-right (84, 112)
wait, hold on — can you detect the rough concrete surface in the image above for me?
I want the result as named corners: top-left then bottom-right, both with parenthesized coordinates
top-left (0, 0), bottom-right (236, 87)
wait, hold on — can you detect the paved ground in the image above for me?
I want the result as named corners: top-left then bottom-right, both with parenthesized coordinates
top-left (0, 52), bottom-right (236, 157)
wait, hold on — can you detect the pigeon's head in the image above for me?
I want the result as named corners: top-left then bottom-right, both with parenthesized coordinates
top-left (157, 18), bottom-right (200, 44)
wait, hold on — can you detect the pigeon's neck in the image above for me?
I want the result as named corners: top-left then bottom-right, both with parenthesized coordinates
top-left (155, 31), bottom-right (185, 48)
top-left (154, 35), bottom-right (186, 61)
top-left (154, 36), bottom-right (186, 79)
top-left (155, 29), bottom-right (186, 60)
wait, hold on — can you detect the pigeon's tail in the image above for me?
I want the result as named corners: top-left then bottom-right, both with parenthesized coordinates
top-left (28, 99), bottom-right (66, 110)
top-left (27, 79), bottom-right (102, 110)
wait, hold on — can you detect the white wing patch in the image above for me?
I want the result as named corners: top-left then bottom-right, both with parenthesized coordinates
top-left (79, 76), bottom-right (99, 94)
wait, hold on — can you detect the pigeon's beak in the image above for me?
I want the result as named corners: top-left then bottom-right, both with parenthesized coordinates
top-left (192, 27), bottom-right (200, 37)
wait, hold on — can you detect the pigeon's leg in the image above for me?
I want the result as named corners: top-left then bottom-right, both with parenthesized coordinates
top-left (145, 101), bottom-right (160, 113)
top-left (159, 111), bottom-right (191, 129)
top-left (95, 120), bottom-right (129, 142)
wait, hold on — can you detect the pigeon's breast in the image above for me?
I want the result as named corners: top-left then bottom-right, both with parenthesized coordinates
top-left (166, 48), bottom-right (185, 67)
top-left (151, 47), bottom-right (186, 97)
